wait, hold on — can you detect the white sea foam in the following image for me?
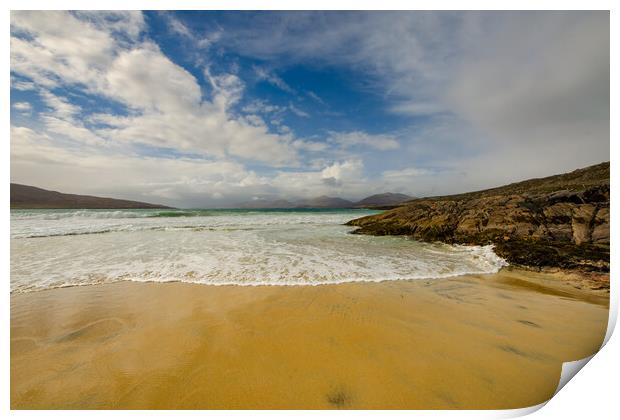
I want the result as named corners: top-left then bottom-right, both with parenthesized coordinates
top-left (10, 209), bottom-right (507, 293)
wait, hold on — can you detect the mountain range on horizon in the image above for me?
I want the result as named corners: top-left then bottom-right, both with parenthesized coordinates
top-left (235, 192), bottom-right (414, 209)
top-left (10, 183), bottom-right (414, 210)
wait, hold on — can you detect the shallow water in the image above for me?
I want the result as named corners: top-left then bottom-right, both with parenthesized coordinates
top-left (10, 208), bottom-right (507, 293)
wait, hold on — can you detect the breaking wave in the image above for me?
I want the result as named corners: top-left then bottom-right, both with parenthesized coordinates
top-left (11, 209), bottom-right (507, 293)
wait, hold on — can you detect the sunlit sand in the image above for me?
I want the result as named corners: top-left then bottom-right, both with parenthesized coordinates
top-left (11, 268), bottom-right (608, 409)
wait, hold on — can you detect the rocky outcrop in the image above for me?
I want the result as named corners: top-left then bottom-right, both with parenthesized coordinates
top-left (346, 162), bottom-right (610, 272)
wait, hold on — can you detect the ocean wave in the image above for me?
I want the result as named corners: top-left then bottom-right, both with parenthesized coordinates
top-left (11, 223), bottom-right (362, 239)
top-left (11, 210), bottom-right (375, 238)
top-left (10, 260), bottom-right (507, 294)
top-left (10, 209), bottom-right (213, 220)
top-left (11, 208), bottom-right (374, 221)
top-left (11, 232), bottom-right (507, 293)
top-left (10, 209), bottom-right (507, 294)
top-left (11, 266), bottom-right (508, 295)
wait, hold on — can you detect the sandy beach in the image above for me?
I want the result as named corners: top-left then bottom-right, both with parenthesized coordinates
top-left (10, 268), bottom-right (609, 409)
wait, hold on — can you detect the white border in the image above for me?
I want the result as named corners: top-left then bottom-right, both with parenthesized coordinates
top-left (1, 1), bottom-right (618, 11)
top-left (3, 2), bottom-right (617, 419)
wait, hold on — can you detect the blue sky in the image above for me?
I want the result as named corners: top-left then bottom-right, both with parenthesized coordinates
top-left (10, 11), bottom-right (609, 207)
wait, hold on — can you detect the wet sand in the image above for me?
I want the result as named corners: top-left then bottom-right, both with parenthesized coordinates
top-left (11, 267), bottom-right (609, 409)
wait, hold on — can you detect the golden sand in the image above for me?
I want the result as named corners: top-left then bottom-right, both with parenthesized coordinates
top-left (11, 267), bottom-right (609, 409)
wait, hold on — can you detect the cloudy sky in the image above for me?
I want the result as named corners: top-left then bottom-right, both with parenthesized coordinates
top-left (10, 11), bottom-right (609, 207)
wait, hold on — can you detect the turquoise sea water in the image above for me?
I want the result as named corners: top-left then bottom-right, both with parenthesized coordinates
top-left (10, 208), bottom-right (506, 293)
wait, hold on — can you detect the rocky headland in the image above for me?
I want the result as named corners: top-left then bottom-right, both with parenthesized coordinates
top-left (346, 162), bottom-right (610, 275)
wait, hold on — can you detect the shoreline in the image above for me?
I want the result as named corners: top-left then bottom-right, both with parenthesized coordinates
top-left (10, 264), bottom-right (610, 297)
top-left (11, 268), bottom-right (609, 409)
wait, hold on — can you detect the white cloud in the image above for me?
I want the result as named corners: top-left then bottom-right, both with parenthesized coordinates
top-left (267, 158), bottom-right (366, 198)
top-left (10, 125), bottom-right (268, 207)
top-left (11, 126), bottom-right (396, 205)
top-left (12, 102), bottom-right (32, 112)
top-left (39, 90), bottom-right (80, 119)
top-left (243, 99), bottom-right (310, 121)
top-left (204, 68), bottom-right (245, 111)
top-left (242, 99), bottom-right (285, 115)
top-left (10, 11), bottom-right (118, 88)
top-left (31, 89), bottom-right (105, 145)
top-left (292, 139), bottom-right (327, 152)
top-left (165, 14), bottom-right (193, 38)
top-left (328, 130), bottom-right (400, 151)
top-left (74, 11), bottom-right (145, 40)
top-left (106, 45), bottom-right (202, 113)
top-left (42, 117), bottom-right (105, 145)
top-left (162, 12), bottom-right (221, 50)
top-left (253, 66), bottom-right (295, 94)
top-left (10, 11), bottom-right (609, 206)
top-left (11, 11), bottom-right (302, 167)
top-left (446, 12), bottom-right (609, 149)
top-left (11, 78), bottom-right (36, 91)
top-left (390, 102), bottom-right (445, 116)
top-left (216, 11), bottom-right (609, 185)
top-left (382, 167), bottom-right (430, 180)
top-left (242, 114), bottom-right (267, 127)
top-left (288, 103), bottom-right (310, 118)
top-left (320, 159), bottom-right (363, 186)
top-left (306, 91), bottom-right (325, 104)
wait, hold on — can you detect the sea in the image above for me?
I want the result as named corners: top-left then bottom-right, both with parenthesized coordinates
top-left (10, 208), bottom-right (507, 293)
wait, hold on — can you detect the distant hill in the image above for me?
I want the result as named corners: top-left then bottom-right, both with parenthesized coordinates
top-left (236, 198), bottom-right (294, 209)
top-left (237, 193), bottom-right (414, 209)
top-left (241, 195), bottom-right (357, 209)
top-left (295, 196), bottom-right (355, 208)
top-left (11, 184), bottom-right (172, 209)
top-left (354, 192), bottom-right (413, 208)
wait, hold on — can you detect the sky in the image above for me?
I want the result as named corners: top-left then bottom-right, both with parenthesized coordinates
top-left (10, 11), bottom-right (609, 208)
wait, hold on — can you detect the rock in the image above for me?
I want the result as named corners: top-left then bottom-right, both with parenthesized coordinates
top-left (543, 203), bottom-right (573, 223)
top-left (592, 227), bottom-right (610, 243)
top-left (571, 204), bottom-right (597, 245)
top-left (346, 162), bottom-right (609, 271)
top-left (591, 208), bottom-right (610, 243)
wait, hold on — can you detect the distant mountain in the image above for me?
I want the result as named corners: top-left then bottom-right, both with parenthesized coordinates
top-left (355, 192), bottom-right (413, 207)
top-left (237, 193), bottom-right (414, 209)
top-left (236, 198), bottom-right (294, 209)
top-left (10, 183), bottom-right (172, 209)
top-left (295, 195), bottom-right (355, 208)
